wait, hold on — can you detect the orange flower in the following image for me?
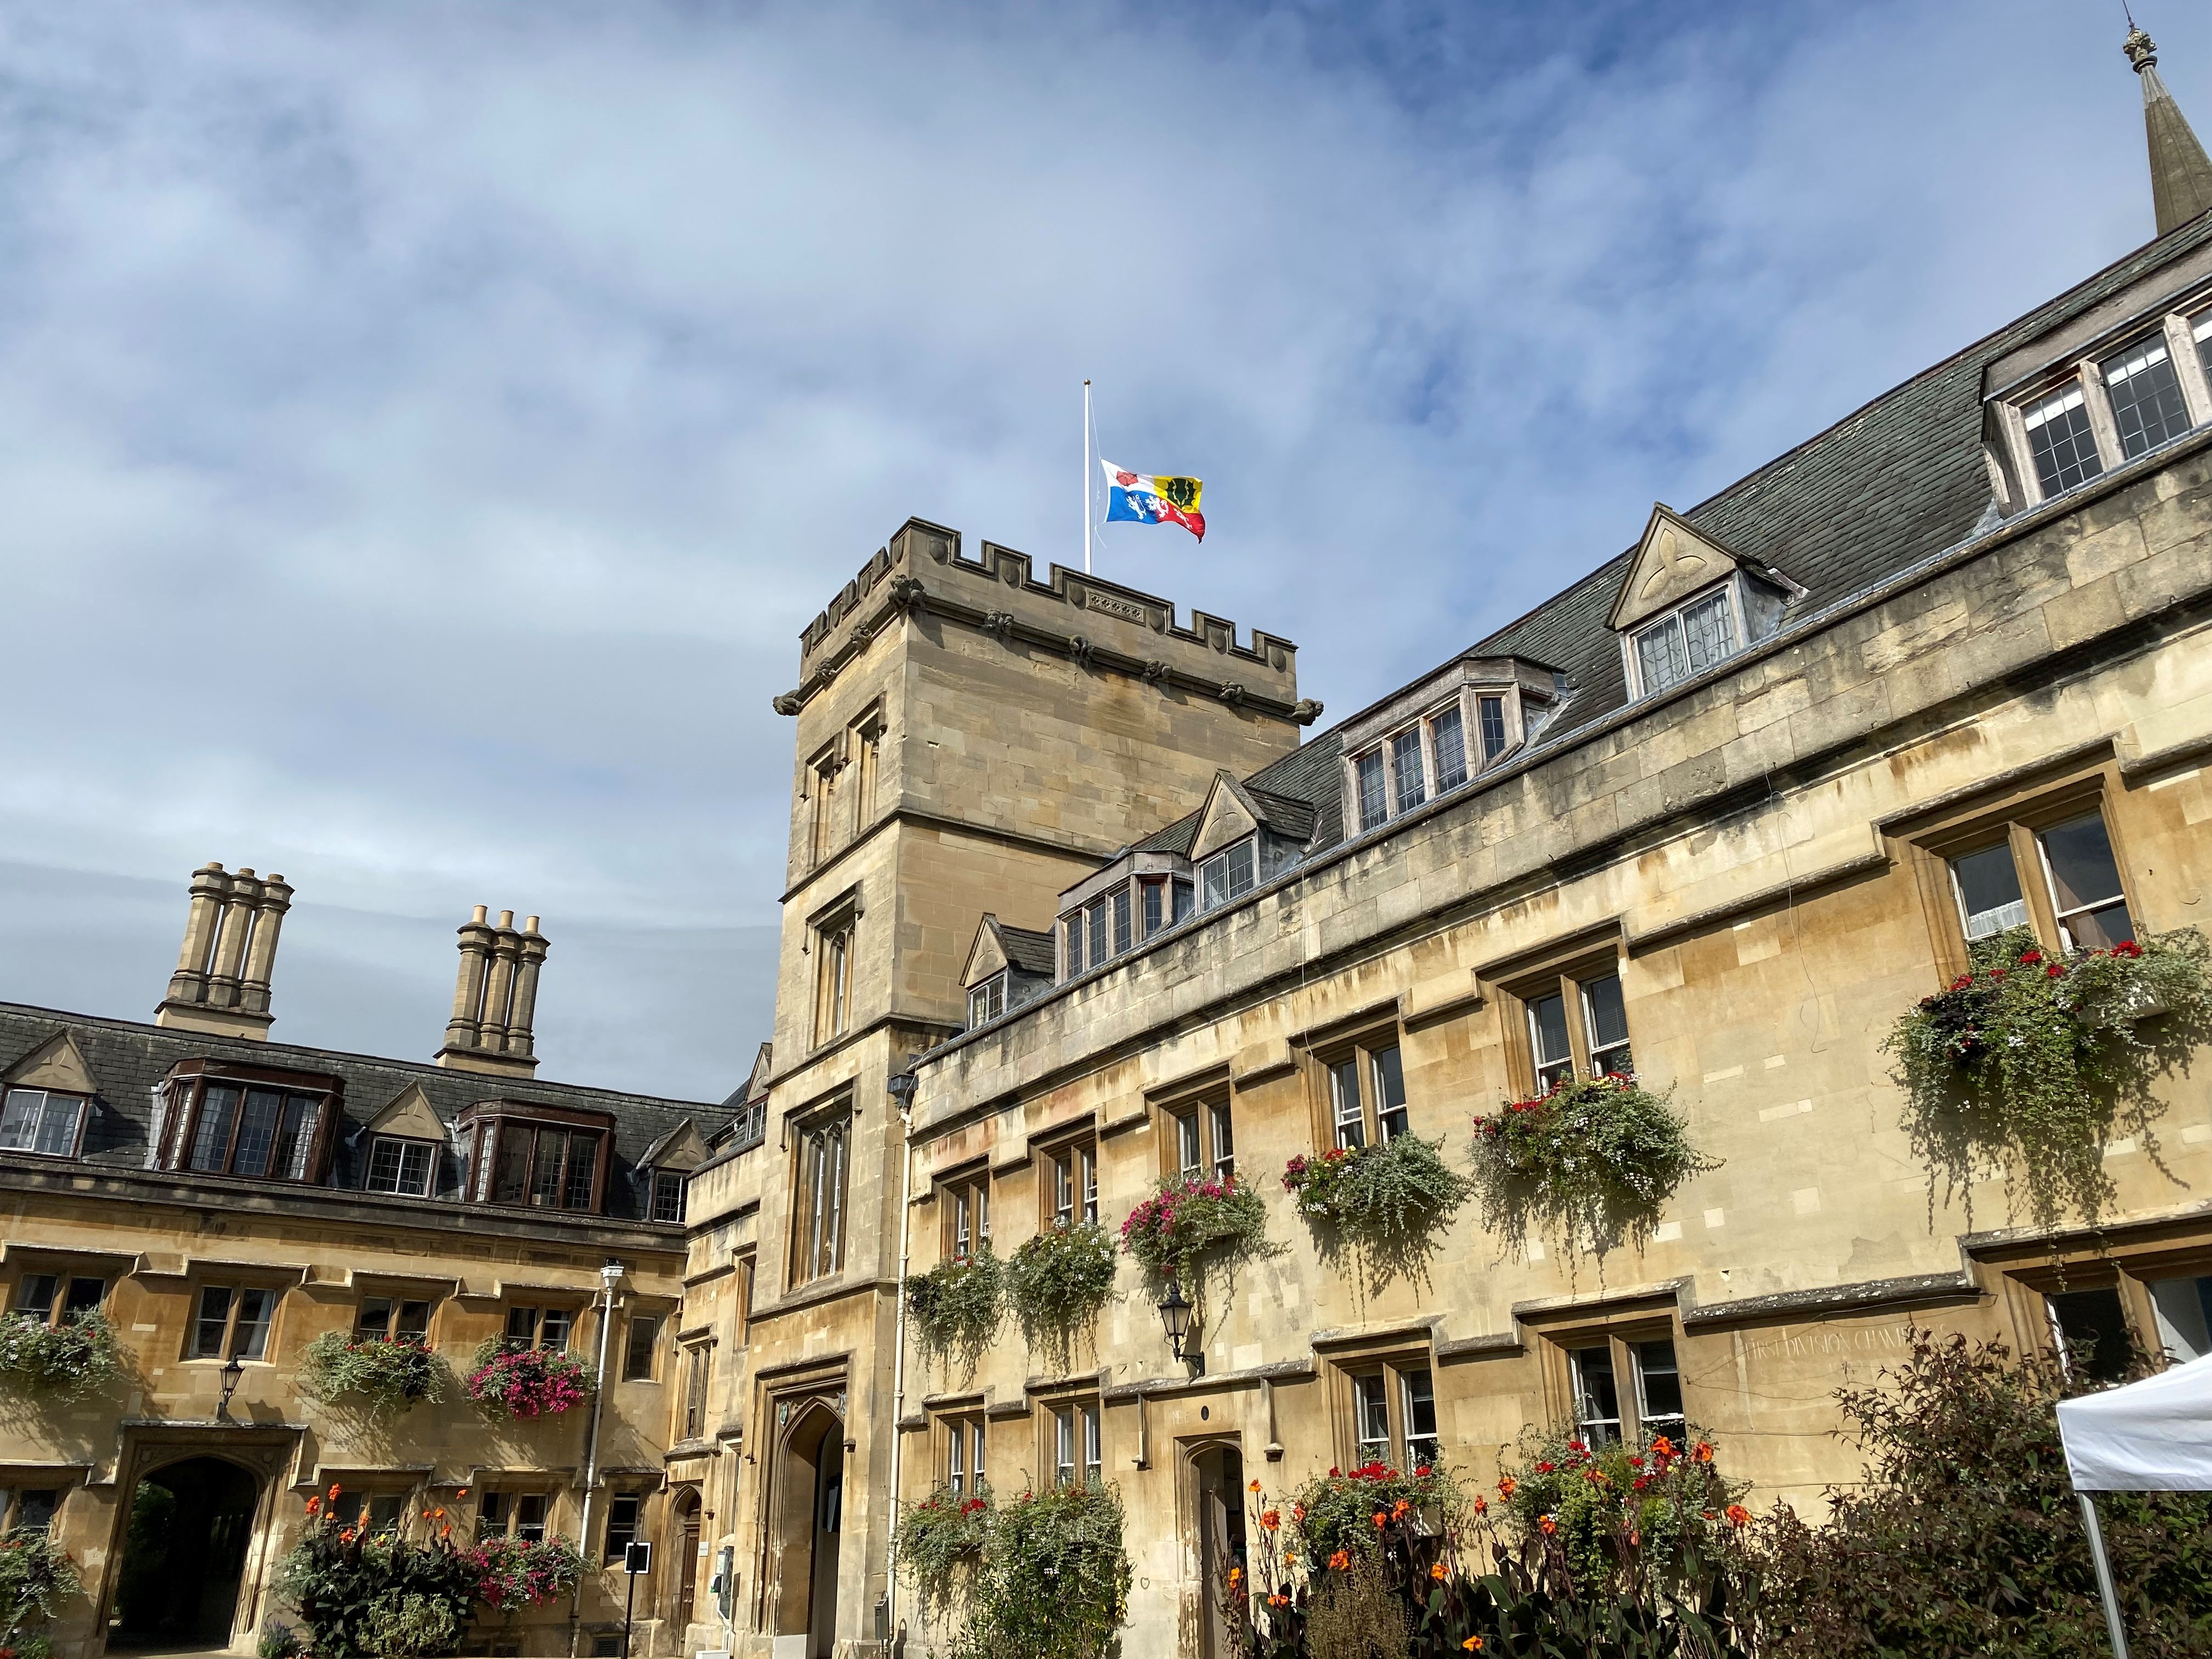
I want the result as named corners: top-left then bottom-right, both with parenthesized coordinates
top-left (1329, 1550), bottom-right (1350, 1571)
top-left (1726, 1504), bottom-right (1751, 1528)
top-left (1462, 1639), bottom-right (1483, 1652)
top-left (1694, 1443), bottom-right (1713, 1464)
top-left (1228, 1567), bottom-right (1244, 1588)
top-left (304, 1496), bottom-right (320, 1517)
top-left (1293, 1504), bottom-right (1307, 1522)
top-left (1650, 1435), bottom-right (1675, 1460)
top-left (456, 1487), bottom-right (470, 1497)
top-left (1538, 1515), bottom-right (1557, 1536)
top-left (1372, 1511), bottom-right (1387, 1528)
top-left (1430, 1562), bottom-right (1448, 1581)
top-left (1497, 1475), bottom-right (1516, 1499)
top-left (1471, 1495), bottom-right (1488, 1515)
top-left (1391, 1498), bottom-right (1410, 1519)
top-left (1260, 1509), bottom-right (1281, 1532)
top-left (1283, 1548), bottom-right (1296, 1565)
top-left (1249, 1479), bottom-right (1262, 1493)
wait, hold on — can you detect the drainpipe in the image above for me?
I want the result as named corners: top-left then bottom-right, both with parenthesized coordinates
top-left (572, 1259), bottom-right (625, 1659)
top-left (884, 1070), bottom-right (919, 1651)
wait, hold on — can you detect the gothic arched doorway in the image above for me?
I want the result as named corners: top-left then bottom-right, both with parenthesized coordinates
top-left (767, 1401), bottom-right (844, 1658)
top-left (110, 1455), bottom-right (262, 1648)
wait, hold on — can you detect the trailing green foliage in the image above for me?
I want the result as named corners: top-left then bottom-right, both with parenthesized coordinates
top-left (1884, 926), bottom-right (2212, 1229)
top-left (1470, 1076), bottom-right (1714, 1266)
top-left (943, 1481), bottom-right (1132, 1659)
top-left (892, 1486), bottom-right (992, 1621)
top-left (1119, 1172), bottom-right (1270, 1283)
top-left (1282, 1135), bottom-right (1475, 1293)
top-left (0, 1310), bottom-right (122, 1401)
top-left (905, 1248), bottom-right (1006, 1378)
top-left (0, 1526), bottom-right (81, 1659)
top-left (1292, 1462), bottom-right (1462, 1566)
top-left (302, 1330), bottom-right (448, 1419)
top-left (1004, 1223), bottom-right (1117, 1371)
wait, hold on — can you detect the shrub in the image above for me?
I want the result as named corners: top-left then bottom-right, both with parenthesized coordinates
top-left (1470, 1075), bottom-right (1713, 1265)
top-left (1119, 1173), bottom-right (1269, 1283)
top-left (0, 1310), bottom-right (123, 1401)
top-left (1884, 926), bottom-right (2212, 1230)
top-left (463, 1342), bottom-right (594, 1419)
top-left (906, 1249), bottom-right (1006, 1378)
top-left (1003, 1224), bottom-right (1117, 1372)
top-left (1746, 1327), bottom-right (2212, 1659)
top-left (953, 1481), bottom-right (1132, 1659)
top-left (466, 1535), bottom-right (590, 1611)
top-left (1283, 1136), bottom-right (1475, 1293)
top-left (276, 1493), bottom-right (477, 1659)
top-left (893, 1486), bottom-right (992, 1619)
top-left (302, 1330), bottom-right (448, 1419)
top-left (1497, 1427), bottom-right (1742, 1589)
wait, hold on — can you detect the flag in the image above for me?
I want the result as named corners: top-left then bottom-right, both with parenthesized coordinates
top-left (1101, 460), bottom-right (1205, 541)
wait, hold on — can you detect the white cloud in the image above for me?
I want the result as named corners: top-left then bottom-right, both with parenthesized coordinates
top-left (0, 0), bottom-right (2197, 1094)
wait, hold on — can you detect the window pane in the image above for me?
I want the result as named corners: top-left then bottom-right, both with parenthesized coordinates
top-left (1208, 1101), bottom-right (1235, 1178)
top-left (2049, 1287), bottom-right (2133, 1384)
top-left (15, 1274), bottom-right (56, 1319)
top-left (193, 1287), bottom-right (233, 1358)
top-left (506, 1306), bottom-right (540, 1350)
top-left (623, 1315), bottom-right (659, 1380)
top-left (1952, 843), bottom-right (2029, 940)
top-left (356, 1297), bottom-right (394, 1340)
top-left (1582, 974), bottom-right (1633, 1077)
top-left (1636, 616), bottom-right (1688, 695)
top-left (1053, 1154), bottom-right (1074, 1225)
top-left (477, 1491), bottom-right (510, 1543)
top-left (1680, 591), bottom-right (1735, 675)
top-left (229, 1090), bottom-right (284, 1177)
top-left (275, 1097), bottom-right (321, 1181)
top-left (1083, 1404), bottom-right (1103, 1484)
top-left (516, 1494), bottom-right (548, 1543)
top-left (366, 1139), bottom-right (405, 1193)
top-left (1112, 889), bottom-right (1132, 956)
top-left (540, 1307), bottom-right (574, 1351)
top-left (1370, 1047), bottom-right (1408, 1142)
top-left (563, 1135), bottom-right (600, 1211)
top-left (1172, 881), bottom-right (1193, 924)
top-left (1477, 695), bottom-right (1508, 761)
top-left (653, 1171), bottom-right (686, 1224)
top-left (968, 986), bottom-right (989, 1028)
top-left (232, 1288), bottom-right (274, 1359)
top-left (2041, 812), bottom-right (2134, 949)
top-left (1353, 1373), bottom-right (1390, 1463)
top-left (947, 1421), bottom-right (967, 1493)
top-left (189, 1088), bottom-right (238, 1172)
top-left (13, 1490), bottom-right (57, 1533)
top-left (2197, 310), bottom-right (2212, 386)
top-left (0, 1090), bottom-right (39, 1151)
top-left (395, 1300), bottom-right (430, 1340)
top-left (1087, 899), bottom-right (1109, 970)
top-left (1530, 994), bottom-right (1573, 1091)
top-left (1175, 1113), bottom-right (1201, 1176)
top-left (2023, 384), bottom-right (2104, 496)
top-left (1353, 749), bottom-right (1387, 830)
top-left (1634, 1339), bottom-right (1685, 1429)
top-left (1081, 1147), bottom-right (1098, 1223)
top-left (1330, 1058), bottom-right (1364, 1149)
top-left (2149, 1275), bottom-right (2212, 1364)
top-left (1056, 1408), bottom-right (1075, 1486)
top-left (492, 1125), bottom-right (532, 1203)
top-left (529, 1130), bottom-right (566, 1207)
top-left (1390, 727), bottom-right (1426, 815)
top-left (1431, 706), bottom-right (1468, 791)
top-left (1142, 880), bottom-right (1165, 938)
top-left (397, 1141), bottom-right (434, 1197)
top-left (1402, 1368), bottom-right (1438, 1466)
top-left (1570, 1345), bottom-right (1621, 1444)
top-left (1063, 912), bottom-right (1084, 977)
top-left (605, 1494), bottom-right (641, 1561)
top-left (63, 1277), bottom-right (103, 1316)
top-left (28, 1093), bottom-right (80, 1158)
top-left (2101, 334), bottom-right (2193, 459)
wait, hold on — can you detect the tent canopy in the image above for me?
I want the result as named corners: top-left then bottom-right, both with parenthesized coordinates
top-left (2056, 1352), bottom-right (2212, 1491)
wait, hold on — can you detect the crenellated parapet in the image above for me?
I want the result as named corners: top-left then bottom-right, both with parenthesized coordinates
top-left (781, 518), bottom-right (1313, 726)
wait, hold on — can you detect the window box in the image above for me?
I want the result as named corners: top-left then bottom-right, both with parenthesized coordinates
top-left (465, 1340), bottom-right (596, 1419)
top-left (0, 1276), bottom-right (121, 1401)
top-left (1004, 1222), bottom-right (1116, 1372)
top-left (300, 1327), bottom-right (447, 1418)
top-left (1281, 1133), bottom-right (1474, 1291)
top-left (1118, 1171), bottom-right (1268, 1285)
top-left (904, 1249), bottom-right (1006, 1375)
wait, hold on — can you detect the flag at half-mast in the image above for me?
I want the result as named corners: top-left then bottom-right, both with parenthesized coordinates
top-left (1101, 460), bottom-right (1204, 541)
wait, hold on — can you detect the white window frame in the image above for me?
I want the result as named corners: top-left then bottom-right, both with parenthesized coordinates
top-left (1627, 581), bottom-right (1741, 701)
top-left (0, 1090), bottom-right (88, 1159)
top-left (1198, 838), bottom-right (1257, 910)
top-left (364, 1134), bottom-right (436, 1198)
top-left (968, 972), bottom-right (1007, 1029)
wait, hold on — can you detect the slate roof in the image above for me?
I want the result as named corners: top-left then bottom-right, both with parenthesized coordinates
top-left (997, 923), bottom-right (1059, 980)
top-left (0, 1001), bottom-right (727, 1223)
top-left (1131, 212), bottom-right (2212, 867)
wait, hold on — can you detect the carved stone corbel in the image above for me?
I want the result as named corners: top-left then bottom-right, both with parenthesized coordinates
top-left (1140, 660), bottom-right (1171, 686)
top-left (1067, 635), bottom-right (1096, 669)
top-left (1291, 698), bottom-right (1324, 725)
top-left (887, 575), bottom-right (927, 613)
top-left (771, 692), bottom-right (803, 716)
top-left (1219, 682), bottom-right (1246, 707)
top-left (983, 611), bottom-right (1017, 643)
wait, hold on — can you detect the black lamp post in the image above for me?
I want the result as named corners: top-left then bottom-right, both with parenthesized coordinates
top-left (217, 1355), bottom-right (245, 1423)
top-left (1156, 1279), bottom-right (1203, 1376)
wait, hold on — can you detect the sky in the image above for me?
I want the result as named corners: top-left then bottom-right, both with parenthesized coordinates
top-left (0, 0), bottom-right (2200, 1103)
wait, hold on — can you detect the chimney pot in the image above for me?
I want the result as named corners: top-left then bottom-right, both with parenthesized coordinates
top-left (523, 916), bottom-right (540, 934)
top-left (154, 861), bottom-right (285, 1040)
top-left (498, 909), bottom-right (515, 928)
top-left (437, 905), bottom-right (548, 1079)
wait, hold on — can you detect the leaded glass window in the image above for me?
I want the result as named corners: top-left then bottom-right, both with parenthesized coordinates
top-left (1431, 706), bottom-right (1468, 792)
top-left (2102, 334), bottom-right (2192, 459)
top-left (2023, 383), bottom-right (2104, 496)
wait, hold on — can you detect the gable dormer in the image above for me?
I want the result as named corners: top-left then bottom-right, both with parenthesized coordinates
top-left (1611, 504), bottom-right (1803, 701)
top-left (1, 1032), bottom-right (98, 1159)
top-left (960, 915), bottom-right (1056, 1026)
top-left (357, 1082), bottom-right (449, 1198)
top-left (637, 1119), bottom-right (710, 1223)
top-left (1187, 771), bottom-right (1313, 910)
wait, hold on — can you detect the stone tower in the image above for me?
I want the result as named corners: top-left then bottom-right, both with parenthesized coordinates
top-left (736, 517), bottom-right (1309, 1654)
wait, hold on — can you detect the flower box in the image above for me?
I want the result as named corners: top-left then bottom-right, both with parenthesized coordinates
top-left (464, 1342), bottom-right (595, 1419)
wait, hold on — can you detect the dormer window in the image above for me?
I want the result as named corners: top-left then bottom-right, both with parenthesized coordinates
top-left (458, 1102), bottom-right (612, 1214)
top-left (2101, 332), bottom-right (2192, 459)
top-left (651, 1170), bottom-right (687, 1224)
top-left (1352, 703), bottom-right (1471, 834)
top-left (155, 1066), bottom-right (334, 1184)
top-left (2022, 383), bottom-right (2104, 496)
top-left (1632, 586), bottom-right (1736, 697)
top-left (1198, 837), bottom-right (1256, 909)
top-left (364, 1136), bottom-right (436, 1197)
top-left (0, 1089), bottom-right (87, 1159)
top-left (968, 972), bottom-right (1007, 1029)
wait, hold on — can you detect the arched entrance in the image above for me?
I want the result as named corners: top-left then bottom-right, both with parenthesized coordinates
top-left (1192, 1443), bottom-right (1248, 1659)
top-left (672, 1488), bottom-right (702, 1633)
top-left (110, 1455), bottom-right (262, 1649)
top-left (767, 1401), bottom-right (844, 1659)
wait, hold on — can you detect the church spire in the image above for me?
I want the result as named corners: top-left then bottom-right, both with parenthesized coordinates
top-left (2125, 23), bottom-right (2212, 236)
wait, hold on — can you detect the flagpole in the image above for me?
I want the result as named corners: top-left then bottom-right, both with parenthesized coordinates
top-left (1082, 380), bottom-right (1093, 575)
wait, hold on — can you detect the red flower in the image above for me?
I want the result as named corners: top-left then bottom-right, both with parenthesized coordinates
top-left (1726, 1504), bottom-right (1751, 1528)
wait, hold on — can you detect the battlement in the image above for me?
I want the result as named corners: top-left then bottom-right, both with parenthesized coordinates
top-left (779, 518), bottom-right (1313, 726)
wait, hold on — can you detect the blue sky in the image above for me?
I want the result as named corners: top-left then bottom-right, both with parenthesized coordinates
top-left (0, 0), bottom-right (2200, 1101)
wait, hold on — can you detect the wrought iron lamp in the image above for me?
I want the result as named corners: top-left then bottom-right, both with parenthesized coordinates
top-left (217, 1354), bottom-right (245, 1423)
top-left (1156, 1279), bottom-right (1203, 1376)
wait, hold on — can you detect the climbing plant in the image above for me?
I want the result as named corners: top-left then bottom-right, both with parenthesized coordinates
top-left (1884, 926), bottom-right (2212, 1230)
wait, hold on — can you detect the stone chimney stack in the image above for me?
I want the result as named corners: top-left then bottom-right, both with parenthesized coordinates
top-left (154, 862), bottom-right (294, 1039)
top-left (435, 906), bottom-right (549, 1077)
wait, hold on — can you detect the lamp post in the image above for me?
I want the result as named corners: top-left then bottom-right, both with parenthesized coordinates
top-left (1156, 1279), bottom-right (1203, 1376)
top-left (217, 1355), bottom-right (245, 1423)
